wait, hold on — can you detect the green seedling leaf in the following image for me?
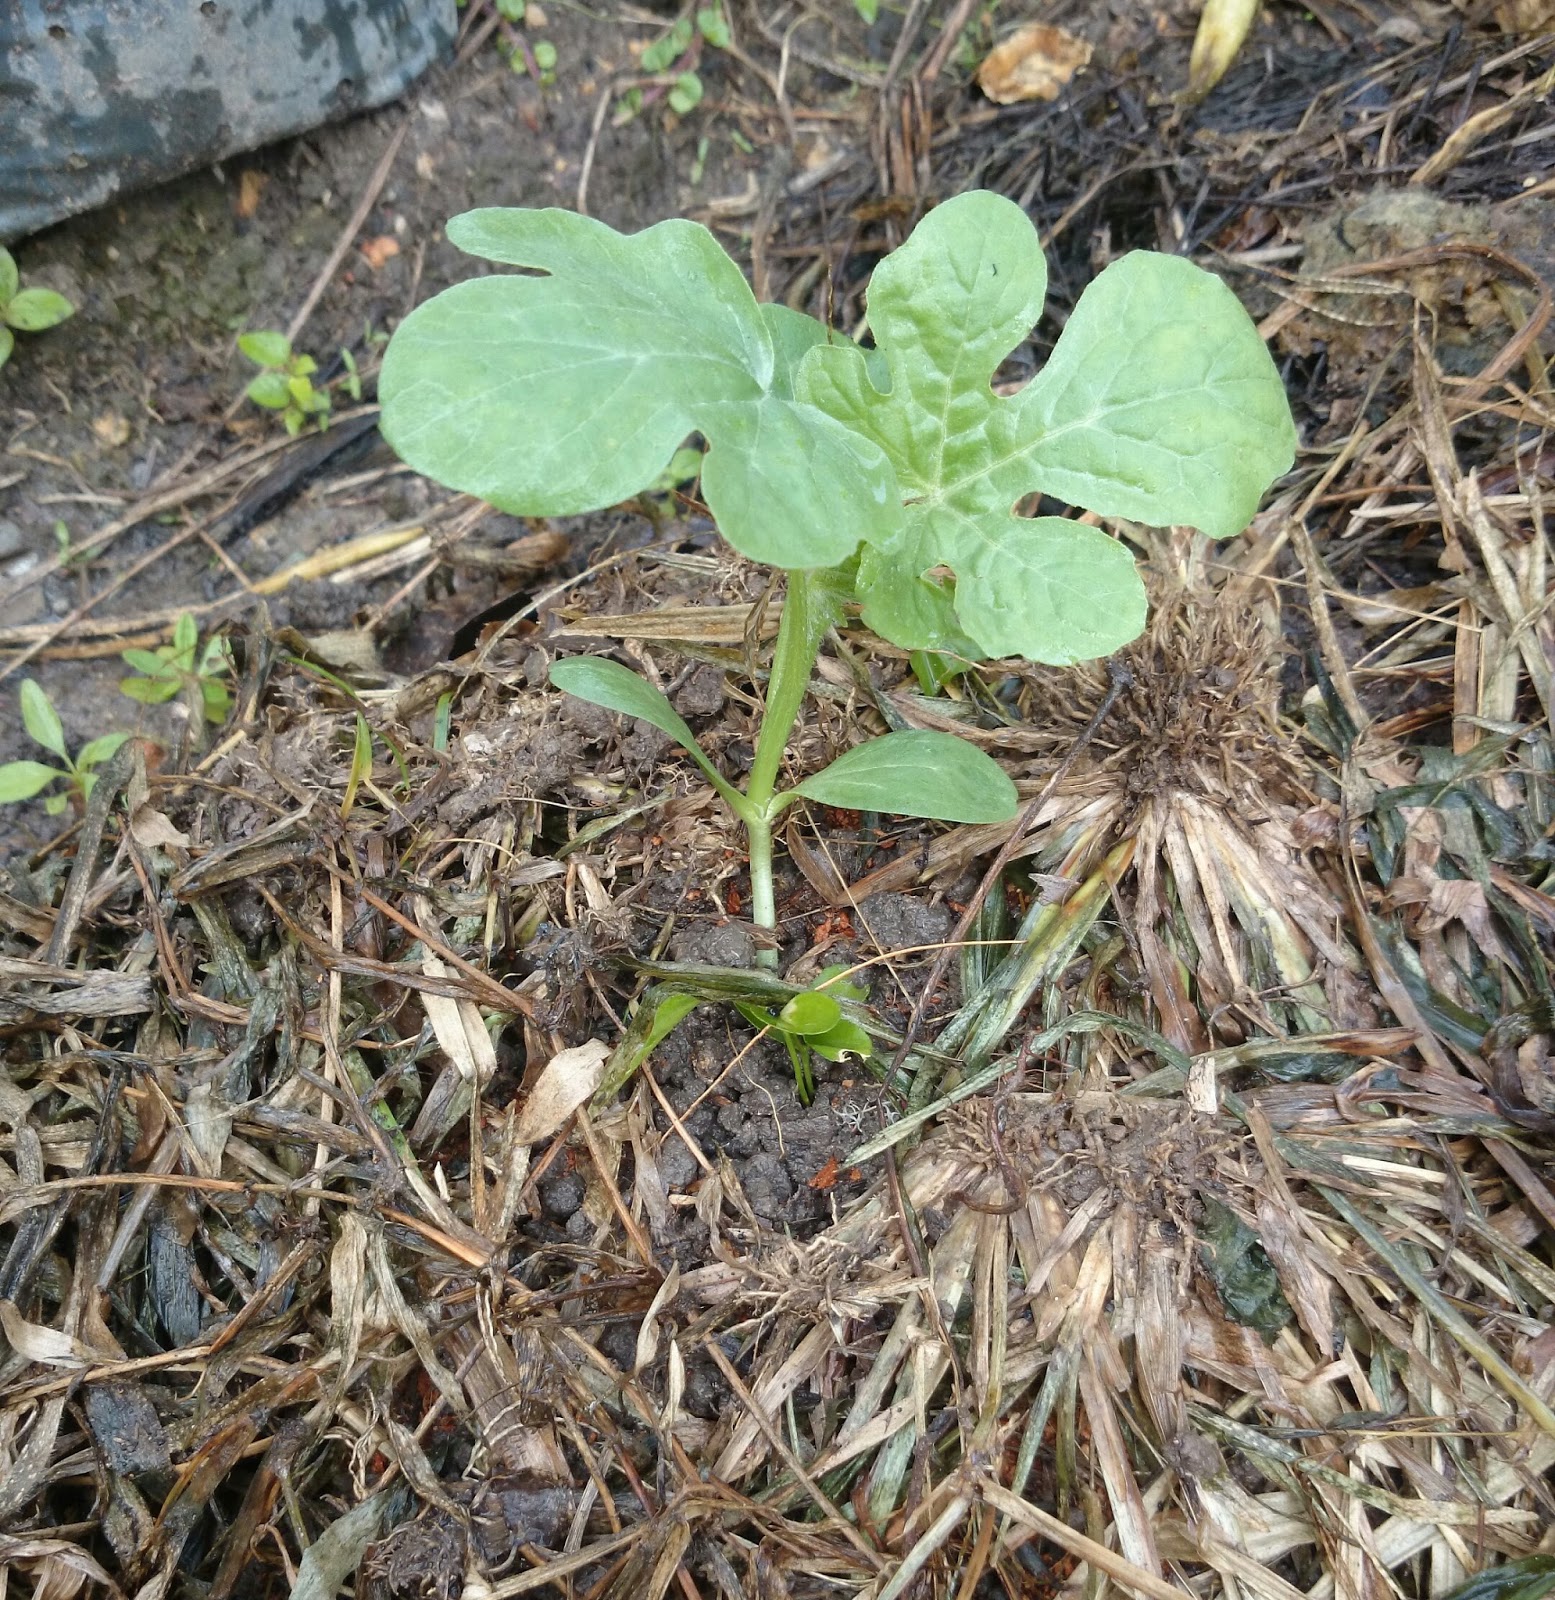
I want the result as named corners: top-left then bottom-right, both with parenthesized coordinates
top-left (668, 71), bottom-right (703, 115)
top-left (533, 39), bottom-right (557, 71)
top-left (1198, 1196), bottom-right (1292, 1343)
top-left (641, 15), bottom-right (693, 72)
top-left (172, 613), bottom-right (199, 661)
top-left (0, 760), bottom-right (64, 803)
top-left (20, 680), bottom-right (68, 759)
top-left (379, 208), bottom-right (900, 569)
top-left (292, 353), bottom-right (318, 377)
top-left (121, 648), bottom-right (175, 677)
top-left (854, 0), bottom-right (880, 21)
top-left (246, 372), bottom-right (292, 409)
top-left (810, 1015), bottom-right (872, 1062)
top-left (794, 729), bottom-right (1017, 823)
top-left (697, 6), bottom-right (730, 48)
top-left (0, 248), bottom-right (17, 306)
top-left (201, 679), bottom-right (232, 724)
top-left (4, 287), bottom-right (74, 332)
top-left (76, 732), bottom-right (130, 770)
top-left (238, 330), bottom-right (292, 368)
top-left (0, 326), bottom-right (13, 371)
top-left (650, 445), bottom-right (705, 492)
top-left (549, 656), bottom-right (740, 807)
top-left (120, 674), bottom-right (181, 705)
top-left (799, 191), bottom-right (1295, 663)
top-left (341, 714), bottom-right (373, 819)
top-left (777, 990), bottom-right (842, 1038)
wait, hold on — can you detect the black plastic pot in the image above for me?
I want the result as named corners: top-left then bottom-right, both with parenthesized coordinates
top-left (0, 0), bottom-right (458, 243)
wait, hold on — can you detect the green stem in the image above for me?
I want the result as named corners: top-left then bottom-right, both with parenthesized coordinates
top-left (747, 810), bottom-right (776, 963)
top-left (743, 568), bottom-right (844, 967)
top-left (746, 569), bottom-right (835, 810)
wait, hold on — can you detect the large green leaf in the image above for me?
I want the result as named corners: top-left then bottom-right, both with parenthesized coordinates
top-left (379, 209), bottom-right (900, 570)
top-left (798, 191), bottom-right (1295, 663)
top-left (794, 730), bottom-right (1016, 823)
top-left (550, 656), bottom-right (741, 808)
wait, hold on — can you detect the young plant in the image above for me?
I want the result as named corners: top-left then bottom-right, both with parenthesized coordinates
top-left (378, 191), bottom-right (1295, 965)
top-left (120, 613), bottom-right (232, 726)
top-left (0, 247), bottom-right (75, 372)
top-left (239, 330), bottom-right (332, 435)
top-left (615, 6), bottom-right (724, 122)
top-left (734, 966), bottom-right (872, 1105)
top-left (0, 682), bottom-right (129, 814)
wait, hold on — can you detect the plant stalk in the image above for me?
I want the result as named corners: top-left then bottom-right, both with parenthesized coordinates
top-left (746, 810), bottom-right (776, 964)
top-left (743, 568), bottom-right (843, 966)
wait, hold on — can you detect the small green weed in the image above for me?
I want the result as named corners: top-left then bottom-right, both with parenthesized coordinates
top-left (239, 330), bottom-right (333, 434)
top-left (120, 613), bottom-right (232, 726)
top-left (0, 682), bottom-right (129, 814)
top-left (735, 967), bottom-right (872, 1105)
top-left (614, 6), bottom-right (726, 123)
top-left (0, 247), bottom-right (76, 373)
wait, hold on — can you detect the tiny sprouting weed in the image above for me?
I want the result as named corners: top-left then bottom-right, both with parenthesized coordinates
top-left (120, 613), bottom-right (232, 726)
top-left (736, 968), bottom-right (872, 1106)
top-left (0, 681), bottom-right (129, 815)
top-left (0, 247), bottom-right (76, 373)
top-left (239, 330), bottom-right (332, 435)
top-left (614, 6), bottom-right (724, 124)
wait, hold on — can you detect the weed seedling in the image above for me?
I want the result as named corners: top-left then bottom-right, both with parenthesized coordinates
top-left (0, 682), bottom-right (128, 814)
top-left (0, 247), bottom-right (75, 372)
top-left (120, 613), bottom-right (232, 727)
top-left (379, 191), bottom-right (1295, 991)
top-left (239, 330), bottom-right (332, 435)
top-left (734, 967), bottom-right (872, 1104)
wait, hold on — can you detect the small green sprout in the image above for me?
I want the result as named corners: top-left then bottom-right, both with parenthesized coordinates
top-left (618, 8), bottom-right (723, 123)
top-left (379, 192), bottom-right (1295, 983)
top-left (239, 330), bottom-right (331, 435)
top-left (120, 613), bottom-right (232, 726)
top-left (0, 247), bottom-right (76, 373)
top-left (736, 967), bottom-right (871, 1105)
top-left (0, 682), bottom-right (129, 815)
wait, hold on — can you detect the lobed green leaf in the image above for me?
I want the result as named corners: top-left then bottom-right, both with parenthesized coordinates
top-left (798, 191), bottom-right (1295, 663)
top-left (379, 208), bottom-right (900, 569)
top-left (794, 729), bottom-right (1017, 823)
